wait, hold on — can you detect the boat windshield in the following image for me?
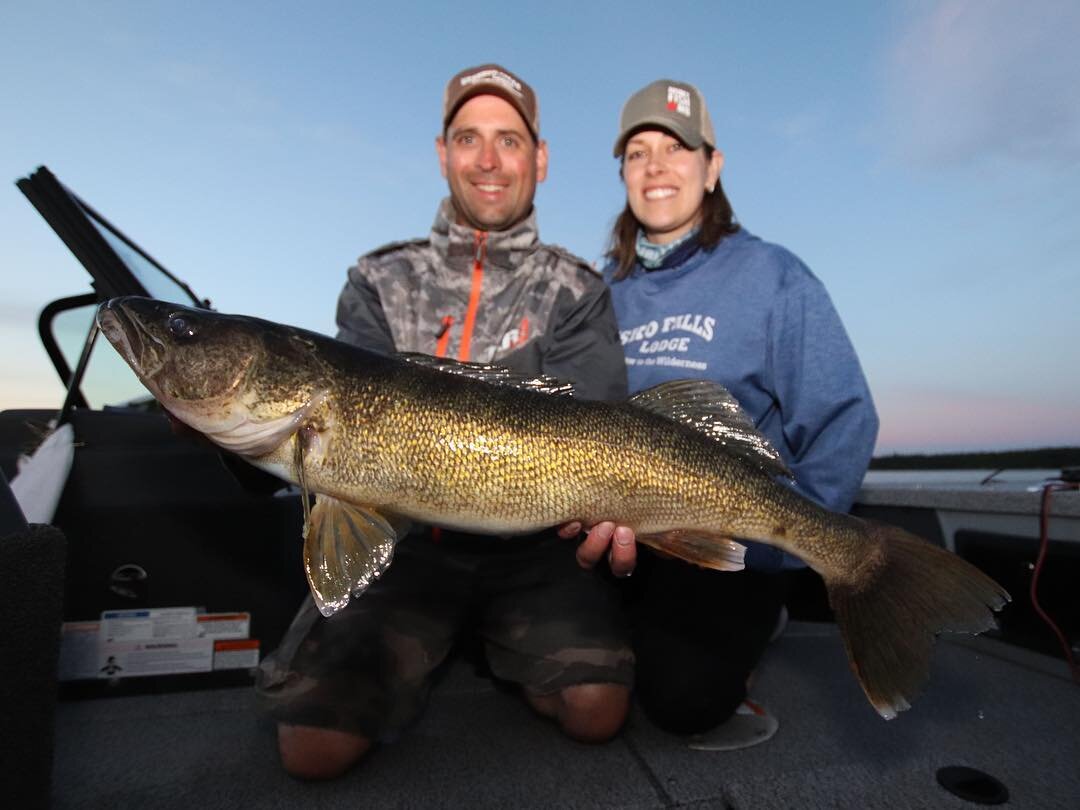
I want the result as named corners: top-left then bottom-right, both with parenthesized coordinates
top-left (84, 212), bottom-right (198, 307)
top-left (17, 166), bottom-right (207, 410)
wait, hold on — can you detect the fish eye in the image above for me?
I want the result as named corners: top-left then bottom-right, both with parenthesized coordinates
top-left (167, 312), bottom-right (199, 341)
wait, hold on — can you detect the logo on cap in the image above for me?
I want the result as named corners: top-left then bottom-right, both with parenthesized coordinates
top-left (667, 86), bottom-right (691, 117)
top-left (461, 68), bottom-right (523, 99)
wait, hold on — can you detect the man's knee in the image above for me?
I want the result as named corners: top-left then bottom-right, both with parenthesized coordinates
top-left (277, 724), bottom-right (372, 780)
top-left (555, 682), bottom-right (631, 743)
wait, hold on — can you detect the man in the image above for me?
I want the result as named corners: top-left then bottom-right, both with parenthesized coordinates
top-left (256, 64), bottom-right (633, 780)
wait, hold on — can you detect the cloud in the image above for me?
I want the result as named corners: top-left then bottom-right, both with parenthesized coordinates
top-left (884, 0), bottom-right (1080, 168)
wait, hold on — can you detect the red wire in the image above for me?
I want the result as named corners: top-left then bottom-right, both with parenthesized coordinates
top-left (1031, 482), bottom-right (1080, 683)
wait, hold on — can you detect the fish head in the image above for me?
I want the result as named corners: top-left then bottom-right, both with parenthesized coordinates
top-left (97, 297), bottom-right (260, 404)
top-left (97, 296), bottom-right (328, 457)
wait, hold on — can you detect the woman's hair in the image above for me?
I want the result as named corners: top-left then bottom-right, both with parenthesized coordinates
top-left (607, 145), bottom-right (739, 281)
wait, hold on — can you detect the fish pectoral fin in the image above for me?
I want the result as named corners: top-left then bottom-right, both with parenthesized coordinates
top-left (636, 530), bottom-right (746, 572)
top-left (303, 496), bottom-right (399, 617)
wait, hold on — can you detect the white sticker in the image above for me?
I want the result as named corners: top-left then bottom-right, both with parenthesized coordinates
top-left (100, 607), bottom-right (199, 643)
top-left (97, 637), bottom-right (214, 678)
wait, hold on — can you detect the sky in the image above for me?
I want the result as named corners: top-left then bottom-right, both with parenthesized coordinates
top-left (2, 0), bottom-right (1078, 455)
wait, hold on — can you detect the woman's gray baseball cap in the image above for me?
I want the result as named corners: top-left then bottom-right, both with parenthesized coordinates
top-left (613, 79), bottom-right (716, 157)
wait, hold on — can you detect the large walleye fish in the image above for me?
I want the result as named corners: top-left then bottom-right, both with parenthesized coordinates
top-left (97, 296), bottom-right (1008, 719)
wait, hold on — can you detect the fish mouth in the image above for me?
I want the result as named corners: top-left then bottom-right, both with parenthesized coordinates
top-left (96, 298), bottom-right (167, 380)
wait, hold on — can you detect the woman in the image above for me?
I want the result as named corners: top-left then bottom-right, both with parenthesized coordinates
top-left (570, 79), bottom-right (879, 746)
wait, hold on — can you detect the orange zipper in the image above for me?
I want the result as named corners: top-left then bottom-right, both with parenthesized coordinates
top-left (458, 230), bottom-right (488, 361)
top-left (435, 315), bottom-right (454, 358)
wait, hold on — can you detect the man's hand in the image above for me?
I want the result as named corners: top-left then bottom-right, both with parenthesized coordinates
top-left (558, 521), bottom-right (637, 577)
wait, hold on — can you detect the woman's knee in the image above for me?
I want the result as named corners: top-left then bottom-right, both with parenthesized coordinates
top-left (632, 632), bottom-right (751, 735)
top-left (636, 675), bottom-right (742, 735)
top-left (277, 724), bottom-right (372, 780)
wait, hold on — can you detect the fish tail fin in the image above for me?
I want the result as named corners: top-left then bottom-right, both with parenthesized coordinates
top-left (636, 530), bottom-right (746, 572)
top-left (825, 520), bottom-right (1010, 719)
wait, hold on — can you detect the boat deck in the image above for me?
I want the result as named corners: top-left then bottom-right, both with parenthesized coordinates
top-left (51, 621), bottom-right (1080, 809)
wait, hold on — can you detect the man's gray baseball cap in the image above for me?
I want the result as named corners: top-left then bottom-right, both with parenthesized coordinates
top-left (613, 79), bottom-right (716, 157)
top-left (443, 63), bottom-right (540, 140)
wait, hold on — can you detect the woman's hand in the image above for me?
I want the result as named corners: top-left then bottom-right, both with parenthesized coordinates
top-left (558, 521), bottom-right (637, 577)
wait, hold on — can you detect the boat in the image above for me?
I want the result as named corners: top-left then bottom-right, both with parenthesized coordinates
top-left (3, 166), bottom-right (1078, 808)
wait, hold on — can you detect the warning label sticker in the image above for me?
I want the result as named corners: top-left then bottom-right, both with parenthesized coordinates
top-left (197, 612), bottom-right (250, 640)
top-left (101, 607), bottom-right (199, 643)
top-left (58, 607), bottom-right (259, 680)
top-left (213, 639), bottom-right (260, 670)
top-left (98, 638), bottom-right (214, 678)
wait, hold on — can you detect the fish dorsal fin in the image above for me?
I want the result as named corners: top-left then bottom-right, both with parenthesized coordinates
top-left (629, 380), bottom-right (792, 479)
top-left (303, 496), bottom-right (401, 617)
top-left (400, 353), bottom-right (576, 396)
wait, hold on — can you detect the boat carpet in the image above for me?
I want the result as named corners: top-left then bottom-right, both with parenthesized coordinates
top-left (51, 621), bottom-right (1080, 809)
